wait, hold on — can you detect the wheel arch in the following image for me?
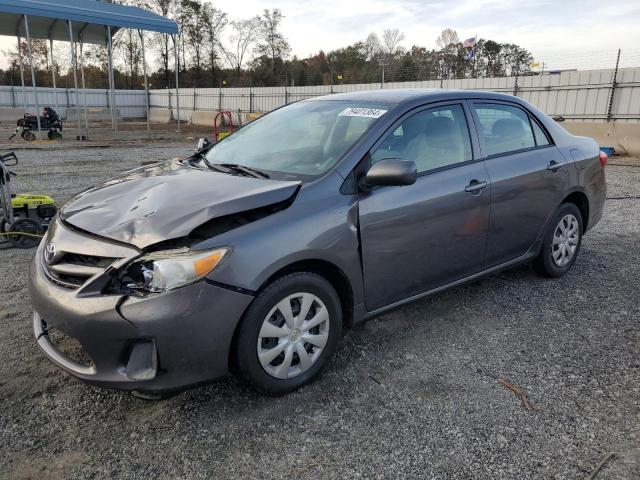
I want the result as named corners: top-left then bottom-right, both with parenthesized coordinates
top-left (228, 258), bottom-right (355, 371)
top-left (562, 190), bottom-right (590, 231)
top-left (256, 259), bottom-right (355, 330)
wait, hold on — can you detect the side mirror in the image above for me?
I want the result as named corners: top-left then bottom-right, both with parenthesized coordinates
top-left (196, 137), bottom-right (212, 152)
top-left (363, 158), bottom-right (417, 189)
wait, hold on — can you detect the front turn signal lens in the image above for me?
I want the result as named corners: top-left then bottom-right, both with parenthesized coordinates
top-left (194, 250), bottom-right (226, 277)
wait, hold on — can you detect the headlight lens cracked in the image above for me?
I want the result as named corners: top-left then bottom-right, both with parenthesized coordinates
top-left (125, 248), bottom-right (229, 293)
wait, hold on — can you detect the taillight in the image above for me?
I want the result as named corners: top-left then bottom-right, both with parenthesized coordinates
top-left (599, 151), bottom-right (608, 168)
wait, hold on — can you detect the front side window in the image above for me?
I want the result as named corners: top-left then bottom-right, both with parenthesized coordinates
top-left (371, 104), bottom-right (473, 173)
top-left (473, 103), bottom-right (536, 156)
top-left (204, 100), bottom-right (388, 180)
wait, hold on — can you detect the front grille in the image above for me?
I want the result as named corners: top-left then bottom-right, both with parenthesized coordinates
top-left (46, 326), bottom-right (94, 368)
top-left (43, 251), bottom-right (120, 290)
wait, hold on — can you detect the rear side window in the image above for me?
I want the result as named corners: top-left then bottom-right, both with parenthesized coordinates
top-left (473, 103), bottom-right (535, 156)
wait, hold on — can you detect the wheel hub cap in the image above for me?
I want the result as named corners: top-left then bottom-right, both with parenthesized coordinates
top-left (551, 214), bottom-right (579, 267)
top-left (257, 292), bottom-right (330, 380)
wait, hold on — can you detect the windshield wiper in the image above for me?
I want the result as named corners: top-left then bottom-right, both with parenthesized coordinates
top-left (212, 163), bottom-right (270, 179)
top-left (203, 160), bottom-right (234, 174)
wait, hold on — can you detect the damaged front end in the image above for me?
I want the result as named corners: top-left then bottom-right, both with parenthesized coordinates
top-left (60, 158), bottom-right (301, 249)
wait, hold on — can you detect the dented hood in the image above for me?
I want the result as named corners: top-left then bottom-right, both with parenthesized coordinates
top-left (61, 159), bottom-right (300, 249)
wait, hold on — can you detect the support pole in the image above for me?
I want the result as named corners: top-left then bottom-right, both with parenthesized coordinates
top-left (606, 49), bottom-right (621, 122)
top-left (49, 37), bottom-right (59, 113)
top-left (79, 37), bottom-right (89, 138)
top-left (16, 33), bottom-right (27, 114)
top-left (67, 20), bottom-right (82, 141)
top-left (172, 34), bottom-right (181, 132)
top-left (106, 26), bottom-right (118, 136)
top-left (24, 15), bottom-right (42, 135)
top-left (138, 29), bottom-right (151, 133)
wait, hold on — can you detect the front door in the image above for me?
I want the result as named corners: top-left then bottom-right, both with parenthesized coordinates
top-left (358, 103), bottom-right (491, 311)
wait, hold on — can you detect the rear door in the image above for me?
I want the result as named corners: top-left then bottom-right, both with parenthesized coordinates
top-left (358, 102), bottom-right (491, 311)
top-left (470, 101), bottom-right (569, 267)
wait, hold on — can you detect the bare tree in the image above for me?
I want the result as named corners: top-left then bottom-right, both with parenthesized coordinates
top-left (255, 8), bottom-right (290, 73)
top-left (221, 17), bottom-right (260, 78)
top-left (382, 28), bottom-right (405, 55)
top-left (202, 3), bottom-right (228, 84)
top-left (363, 32), bottom-right (382, 60)
top-left (436, 28), bottom-right (459, 50)
top-left (114, 28), bottom-right (143, 89)
top-left (146, 0), bottom-right (175, 88)
top-left (181, 0), bottom-right (207, 86)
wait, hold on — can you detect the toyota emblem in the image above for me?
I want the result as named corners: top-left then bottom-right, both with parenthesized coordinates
top-left (45, 242), bottom-right (56, 264)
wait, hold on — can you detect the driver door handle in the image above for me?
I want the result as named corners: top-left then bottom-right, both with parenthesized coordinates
top-left (465, 180), bottom-right (488, 194)
top-left (547, 160), bottom-right (563, 172)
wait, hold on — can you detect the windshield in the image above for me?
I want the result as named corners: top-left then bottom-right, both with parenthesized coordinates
top-left (204, 100), bottom-right (389, 180)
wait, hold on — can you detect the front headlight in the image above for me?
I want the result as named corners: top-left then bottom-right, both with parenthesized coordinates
top-left (124, 247), bottom-right (229, 293)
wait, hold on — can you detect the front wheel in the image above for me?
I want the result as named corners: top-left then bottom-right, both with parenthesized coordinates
top-left (232, 272), bottom-right (342, 395)
top-left (532, 203), bottom-right (583, 278)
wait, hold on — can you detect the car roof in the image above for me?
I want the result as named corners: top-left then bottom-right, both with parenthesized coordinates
top-left (310, 88), bottom-right (520, 106)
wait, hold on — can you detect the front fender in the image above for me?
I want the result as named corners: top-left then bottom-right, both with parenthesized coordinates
top-left (196, 175), bottom-right (366, 313)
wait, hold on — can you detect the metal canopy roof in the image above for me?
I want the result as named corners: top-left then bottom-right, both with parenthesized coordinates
top-left (0, 0), bottom-right (179, 44)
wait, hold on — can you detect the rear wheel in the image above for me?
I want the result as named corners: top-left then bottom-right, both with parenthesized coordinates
top-left (532, 203), bottom-right (583, 278)
top-left (232, 272), bottom-right (342, 395)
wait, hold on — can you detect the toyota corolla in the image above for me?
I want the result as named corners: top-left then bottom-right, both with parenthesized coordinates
top-left (29, 89), bottom-right (606, 397)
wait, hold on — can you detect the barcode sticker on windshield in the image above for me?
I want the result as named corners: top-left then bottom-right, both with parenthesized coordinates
top-left (339, 107), bottom-right (388, 119)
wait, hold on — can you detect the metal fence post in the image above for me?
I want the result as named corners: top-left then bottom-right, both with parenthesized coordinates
top-left (513, 76), bottom-right (519, 97)
top-left (606, 49), bottom-right (621, 122)
top-left (218, 88), bottom-right (222, 111)
top-left (10, 86), bottom-right (15, 108)
top-left (193, 90), bottom-right (197, 111)
top-left (285, 85), bottom-right (289, 105)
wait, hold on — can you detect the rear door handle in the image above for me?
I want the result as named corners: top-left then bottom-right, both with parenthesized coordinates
top-left (547, 160), bottom-right (563, 172)
top-left (465, 180), bottom-right (488, 193)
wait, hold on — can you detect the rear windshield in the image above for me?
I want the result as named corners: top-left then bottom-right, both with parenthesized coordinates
top-left (204, 100), bottom-right (389, 180)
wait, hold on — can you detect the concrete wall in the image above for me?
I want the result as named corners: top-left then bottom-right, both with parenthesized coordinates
top-left (562, 122), bottom-right (640, 156)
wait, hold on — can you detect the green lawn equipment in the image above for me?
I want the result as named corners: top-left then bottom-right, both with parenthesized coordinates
top-left (0, 152), bottom-right (57, 249)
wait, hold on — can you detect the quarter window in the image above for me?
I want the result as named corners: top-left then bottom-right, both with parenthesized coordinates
top-left (531, 118), bottom-right (551, 146)
top-left (371, 104), bottom-right (473, 173)
top-left (473, 103), bottom-right (536, 156)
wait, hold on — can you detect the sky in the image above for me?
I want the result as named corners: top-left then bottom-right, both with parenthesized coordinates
top-left (1, 0), bottom-right (640, 70)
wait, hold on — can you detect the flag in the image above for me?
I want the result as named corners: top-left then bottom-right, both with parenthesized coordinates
top-left (463, 36), bottom-right (477, 48)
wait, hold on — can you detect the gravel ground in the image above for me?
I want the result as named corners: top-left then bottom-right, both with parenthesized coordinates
top-left (0, 144), bottom-right (638, 480)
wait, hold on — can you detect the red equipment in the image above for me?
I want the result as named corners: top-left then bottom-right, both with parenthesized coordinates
top-left (214, 111), bottom-right (235, 142)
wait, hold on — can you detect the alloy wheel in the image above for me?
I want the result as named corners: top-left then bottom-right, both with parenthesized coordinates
top-left (257, 292), bottom-right (330, 379)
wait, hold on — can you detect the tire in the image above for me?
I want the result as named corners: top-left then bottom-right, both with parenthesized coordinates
top-left (232, 272), bottom-right (342, 395)
top-left (532, 203), bottom-right (583, 278)
top-left (8, 218), bottom-right (43, 249)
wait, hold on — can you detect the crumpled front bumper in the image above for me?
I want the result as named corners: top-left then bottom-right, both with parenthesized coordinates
top-left (29, 241), bottom-right (254, 393)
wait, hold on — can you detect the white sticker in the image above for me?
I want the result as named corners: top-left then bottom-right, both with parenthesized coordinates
top-left (339, 107), bottom-right (388, 119)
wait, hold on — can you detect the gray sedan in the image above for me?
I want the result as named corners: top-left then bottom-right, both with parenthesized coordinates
top-left (29, 89), bottom-right (606, 396)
